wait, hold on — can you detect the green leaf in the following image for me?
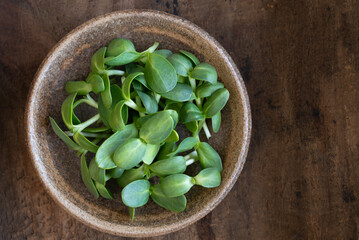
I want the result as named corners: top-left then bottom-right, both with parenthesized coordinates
top-left (189, 63), bottom-right (217, 84)
top-left (139, 111), bottom-right (174, 144)
top-left (157, 142), bottom-right (177, 160)
top-left (132, 79), bottom-right (145, 92)
top-left (177, 75), bottom-right (187, 83)
top-left (49, 117), bottom-right (81, 151)
top-left (166, 109), bottom-right (179, 127)
top-left (149, 156), bottom-right (186, 177)
top-left (113, 138), bottom-right (147, 169)
top-left (167, 137), bottom-right (198, 157)
top-left (80, 154), bottom-right (99, 198)
top-left (65, 81), bottom-right (92, 95)
top-left (160, 83), bottom-right (193, 102)
top-left (95, 182), bottom-right (114, 199)
top-left (91, 47), bottom-right (106, 74)
top-left (145, 53), bottom-right (177, 93)
top-left (179, 50), bottom-right (200, 65)
top-left (154, 49), bottom-right (173, 58)
top-left (121, 179), bottom-right (150, 207)
top-left (85, 72), bottom-right (97, 82)
top-left (105, 51), bottom-right (141, 66)
top-left (105, 38), bottom-right (150, 66)
top-left (196, 142), bottom-right (223, 172)
top-left (185, 121), bottom-right (198, 133)
top-left (98, 84), bottom-right (124, 127)
top-left (167, 53), bottom-right (193, 77)
top-left (88, 74), bottom-right (105, 94)
top-left (125, 62), bottom-right (144, 72)
top-left (107, 167), bottom-right (124, 179)
top-left (95, 124), bottom-right (138, 169)
top-left (106, 38), bottom-right (136, 57)
top-left (179, 102), bottom-right (204, 124)
top-left (73, 132), bottom-right (99, 153)
top-left (135, 114), bottom-right (152, 128)
top-left (105, 174), bottom-right (111, 182)
top-left (212, 111), bottom-right (221, 133)
top-left (61, 92), bottom-right (77, 130)
top-left (202, 88), bottom-right (229, 118)
top-left (160, 174), bottom-right (195, 197)
top-left (164, 130), bottom-right (179, 143)
top-left (122, 72), bottom-right (144, 100)
top-left (117, 165), bottom-right (146, 187)
top-left (136, 90), bottom-right (158, 114)
top-left (135, 110), bottom-right (176, 129)
top-left (100, 74), bottom-right (112, 109)
top-left (150, 184), bottom-right (187, 212)
top-left (142, 143), bottom-right (160, 165)
top-left (164, 101), bottom-right (183, 113)
top-left (195, 82), bottom-right (224, 98)
top-left (109, 100), bottom-right (127, 131)
top-left (194, 168), bottom-right (221, 188)
top-left (89, 158), bottom-right (106, 185)
top-left (126, 64), bottom-right (149, 89)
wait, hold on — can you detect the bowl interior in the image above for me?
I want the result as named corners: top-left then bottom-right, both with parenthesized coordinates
top-left (27, 10), bottom-right (250, 237)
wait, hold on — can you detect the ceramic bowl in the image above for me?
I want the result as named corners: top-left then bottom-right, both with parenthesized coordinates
top-left (25, 10), bottom-right (251, 237)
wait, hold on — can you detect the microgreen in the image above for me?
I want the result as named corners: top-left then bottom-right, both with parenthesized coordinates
top-left (49, 39), bottom-right (229, 219)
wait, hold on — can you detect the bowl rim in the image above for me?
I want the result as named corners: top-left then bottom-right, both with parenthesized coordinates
top-left (25, 9), bottom-right (252, 237)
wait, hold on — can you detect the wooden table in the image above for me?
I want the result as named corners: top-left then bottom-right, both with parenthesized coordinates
top-left (1, 0), bottom-right (359, 239)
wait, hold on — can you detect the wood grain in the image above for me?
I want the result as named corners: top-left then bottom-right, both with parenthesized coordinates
top-left (1, 0), bottom-right (359, 239)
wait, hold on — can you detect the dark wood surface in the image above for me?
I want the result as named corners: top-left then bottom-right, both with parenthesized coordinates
top-left (1, 0), bottom-right (359, 239)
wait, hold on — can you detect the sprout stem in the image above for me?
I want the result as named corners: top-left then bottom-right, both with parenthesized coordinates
top-left (125, 99), bottom-right (141, 112)
top-left (65, 131), bottom-right (109, 138)
top-left (186, 158), bottom-right (197, 166)
top-left (192, 131), bottom-right (199, 141)
top-left (184, 151), bottom-right (198, 161)
top-left (145, 42), bottom-right (159, 54)
top-left (85, 94), bottom-right (98, 108)
top-left (202, 121), bottom-right (211, 139)
top-left (106, 69), bottom-right (124, 76)
top-left (73, 114), bottom-right (100, 132)
top-left (73, 98), bottom-right (98, 109)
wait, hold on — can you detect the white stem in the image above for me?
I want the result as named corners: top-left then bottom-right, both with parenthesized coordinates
top-left (202, 121), bottom-right (212, 139)
top-left (125, 100), bottom-right (141, 112)
top-left (85, 94), bottom-right (98, 108)
top-left (74, 99), bottom-right (97, 109)
top-left (186, 158), bottom-right (196, 166)
top-left (65, 131), bottom-right (109, 138)
top-left (106, 70), bottom-right (124, 76)
top-left (184, 151), bottom-right (198, 160)
top-left (73, 114), bottom-right (100, 132)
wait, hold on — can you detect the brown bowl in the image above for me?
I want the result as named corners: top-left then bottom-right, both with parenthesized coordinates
top-left (25, 10), bottom-right (251, 237)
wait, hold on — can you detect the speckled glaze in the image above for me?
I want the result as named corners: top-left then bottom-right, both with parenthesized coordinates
top-left (25, 10), bottom-right (251, 237)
